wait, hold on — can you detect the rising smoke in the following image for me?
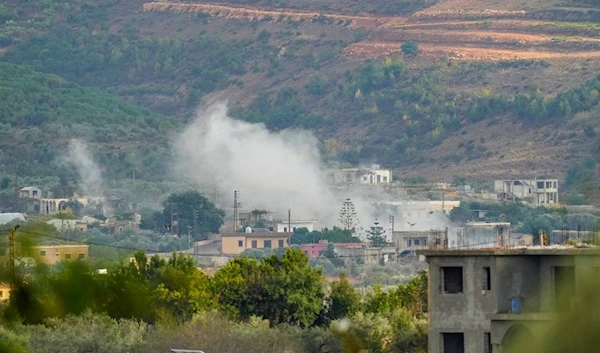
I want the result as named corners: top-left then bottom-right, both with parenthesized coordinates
top-left (174, 103), bottom-right (454, 237)
top-left (67, 139), bottom-right (105, 197)
top-left (175, 103), bottom-right (338, 223)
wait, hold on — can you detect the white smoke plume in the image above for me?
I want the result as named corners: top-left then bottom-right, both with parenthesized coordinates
top-left (68, 139), bottom-right (105, 197)
top-left (175, 103), bottom-right (337, 223)
top-left (175, 103), bottom-right (456, 237)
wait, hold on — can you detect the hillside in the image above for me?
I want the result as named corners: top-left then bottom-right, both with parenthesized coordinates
top-left (1, 0), bottom-right (600, 200)
top-left (0, 62), bottom-right (174, 196)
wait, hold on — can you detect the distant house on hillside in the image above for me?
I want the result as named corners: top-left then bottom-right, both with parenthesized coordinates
top-left (327, 164), bottom-right (392, 185)
top-left (494, 179), bottom-right (558, 206)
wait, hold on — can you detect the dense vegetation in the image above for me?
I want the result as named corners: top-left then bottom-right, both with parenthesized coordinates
top-left (0, 249), bottom-right (429, 353)
top-left (0, 62), bottom-right (174, 183)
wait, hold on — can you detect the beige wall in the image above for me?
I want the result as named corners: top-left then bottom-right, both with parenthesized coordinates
top-left (222, 235), bottom-right (248, 255)
top-left (0, 283), bottom-right (10, 302)
top-left (222, 235), bottom-right (290, 255)
top-left (32, 245), bottom-right (89, 265)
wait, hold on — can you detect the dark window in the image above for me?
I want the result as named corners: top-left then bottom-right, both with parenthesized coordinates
top-left (278, 239), bottom-right (284, 247)
top-left (238, 240), bottom-right (243, 247)
top-left (283, 227), bottom-right (288, 232)
top-left (484, 333), bottom-right (492, 353)
top-left (555, 266), bottom-right (575, 312)
top-left (251, 240), bottom-right (257, 248)
top-left (442, 333), bottom-right (464, 353)
top-left (484, 267), bottom-right (491, 290)
top-left (78, 254), bottom-right (85, 259)
top-left (40, 251), bottom-right (46, 256)
top-left (264, 240), bottom-right (272, 248)
top-left (537, 181), bottom-right (544, 189)
top-left (414, 239), bottom-right (420, 246)
top-left (32, 190), bottom-right (38, 197)
top-left (442, 267), bottom-right (463, 294)
top-left (65, 254), bottom-right (71, 260)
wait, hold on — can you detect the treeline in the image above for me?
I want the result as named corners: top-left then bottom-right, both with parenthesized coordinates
top-left (1, 249), bottom-right (428, 353)
top-left (3, 28), bottom-right (254, 112)
top-left (468, 74), bottom-right (600, 122)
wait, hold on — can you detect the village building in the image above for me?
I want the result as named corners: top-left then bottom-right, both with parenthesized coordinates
top-left (418, 247), bottom-right (600, 353)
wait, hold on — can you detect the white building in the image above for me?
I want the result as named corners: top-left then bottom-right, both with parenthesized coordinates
top-left (272, 220), bottom-right (317, 233)
top-left (494, 179), bottom-right (558, 205)
top-left (328, 164), bottom-right (392, 185)
top-left (381, 200), bottom-right (461, 219)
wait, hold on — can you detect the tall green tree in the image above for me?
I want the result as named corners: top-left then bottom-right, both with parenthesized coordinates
top-left (154, 190), bottom-right (225, 239)
top-left (339, 198), bottom-right (363, 236)
top-left (366, 219), bottom-right (387, 248)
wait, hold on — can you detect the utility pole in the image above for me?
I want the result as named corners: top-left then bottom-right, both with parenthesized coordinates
top-left (389, 215), bottom-right (395, 235)
top-left (441, 191), bottom-right (445, 214)
top-left (171, 207), bottom-right (178, 235)
top-left (193, 210), bottom-right (198, 238)
top-left (9, 225), bottom-right (20, 279)
top-left (233, 190), bottom-right (239, 232)
top-left (187, 226), bottom-right (192, 252)
top-left (288, 209), bottom-right (291, 233)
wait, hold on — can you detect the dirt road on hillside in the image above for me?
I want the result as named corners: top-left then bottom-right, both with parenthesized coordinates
top-left (142, 1), bottom-right (600, 61)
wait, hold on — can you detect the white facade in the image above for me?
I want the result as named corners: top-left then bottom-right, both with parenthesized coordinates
top-left (328, 165), bottom-right (392, 185)
top-left (274, 220), bottom-right (317, 233)
top-left (494, 179), bottom-right (558, 205)
top-left (382, 200), bottom-right (461, 219)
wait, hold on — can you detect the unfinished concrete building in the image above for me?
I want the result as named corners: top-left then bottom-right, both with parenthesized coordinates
top-left (418, 248), bottom-right (600, 353)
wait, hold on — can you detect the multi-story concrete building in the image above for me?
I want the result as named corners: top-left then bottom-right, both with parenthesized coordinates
top-left (418, 248), bottom-right (600, 353)
top-left (221, 228), bottom-right (291, 255)
top-left (393, 229), bottom-right (447, 255)
top-left (494, 179), bottom-right (559, 206)
top-left (327, 164), bottom-right (392, 185)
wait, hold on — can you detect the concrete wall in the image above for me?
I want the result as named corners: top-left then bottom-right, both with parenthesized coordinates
top-left (495, 256), bottom-right (541, 313)
top-left (427, 256), bottom-right (495, 353)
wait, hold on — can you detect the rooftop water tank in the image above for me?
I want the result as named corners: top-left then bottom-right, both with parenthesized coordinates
top-left (245, 226), bottom-right (252, 233)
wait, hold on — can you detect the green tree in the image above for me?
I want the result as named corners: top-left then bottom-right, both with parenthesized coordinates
top-left (401, 41), bottom-right (419, 56)
top-left (327, 273), bottom-right (360, 321)
top-left (158, 191), bottom-right (225, 239)
top-left (339, 198), bottom-right (362, 235)
top-left (449, 204), bottom-right (473, 224)
top-left (366, 219), bottom-right (387, 248)
top-left (323, 242), bottom-right (337, 258)
top-left (213, 248), bottom-right (325, 327)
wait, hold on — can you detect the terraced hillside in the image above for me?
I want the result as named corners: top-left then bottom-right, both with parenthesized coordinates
top-left (1, 0), bottom-right (600, 201)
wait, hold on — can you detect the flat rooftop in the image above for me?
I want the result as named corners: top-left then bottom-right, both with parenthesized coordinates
top-left (418, 246), bottom-right (600, 257)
